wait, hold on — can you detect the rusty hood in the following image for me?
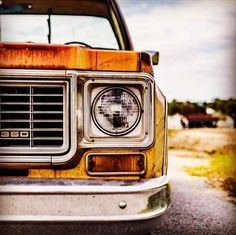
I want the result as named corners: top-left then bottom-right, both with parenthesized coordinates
top-left (0, 42), bottom-right (154, 73)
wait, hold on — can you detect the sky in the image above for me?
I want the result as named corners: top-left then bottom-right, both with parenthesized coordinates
top-left (1, 0), bottom-right (235, 102)
top-left (118, 0), bottom-right (236, 102)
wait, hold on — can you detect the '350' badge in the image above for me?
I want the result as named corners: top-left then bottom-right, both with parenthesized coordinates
top-left (0, 131), bottom-right (29, 138)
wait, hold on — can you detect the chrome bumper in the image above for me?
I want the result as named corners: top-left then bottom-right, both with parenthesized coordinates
top-left (0, 176), bottom-right (171, 222)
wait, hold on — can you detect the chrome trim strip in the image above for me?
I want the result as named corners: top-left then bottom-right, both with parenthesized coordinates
top-left (0, 211), bottom-right (168, 222)
top-left (0, 176), bottom-right (168, 194)
top-left (0, 69), bottom-right (66, 78)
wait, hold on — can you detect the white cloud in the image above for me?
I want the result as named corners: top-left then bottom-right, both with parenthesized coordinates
top-left (118, 0), bottom-right (236, 101)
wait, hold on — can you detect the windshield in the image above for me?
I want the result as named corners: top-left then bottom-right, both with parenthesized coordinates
top-left (0, 14), bottom-right (119, 49)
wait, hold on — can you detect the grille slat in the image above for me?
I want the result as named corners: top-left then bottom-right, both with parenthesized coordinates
top-left (0, 94), bottom-right (30, 96)
top-left (31, 128), bottom-right (63, 131)
top-left (29, 137), bottom-right (63, 140)
top-left (32, 111), bottom-right (63, 114)
top-left (0, 128), bottom-right (62, 131)
top-left (0, 82), bottom-right (67, 149)
top-left (0, 120), bottom-right (30, 122)
top-left (32, 120), bottom-right (63, 123)
top-left (32, 103), bottom-right (63, 105)
top-left (0, 111), bottom-right (63, 114)
top-left (0, 102), bottom-right (31, 105)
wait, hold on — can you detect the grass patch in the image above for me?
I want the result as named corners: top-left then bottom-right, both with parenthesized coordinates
top-left (185, 165), bottom-right (210, 177)
top-left (185, 151), bottom-right (236, 197)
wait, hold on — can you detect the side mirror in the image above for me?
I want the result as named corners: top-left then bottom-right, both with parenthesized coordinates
top-left (145, 51), bottom-right (159, 65)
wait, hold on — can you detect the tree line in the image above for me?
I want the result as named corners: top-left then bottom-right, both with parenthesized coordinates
top-left (168, 98), bottom-right (236, 127)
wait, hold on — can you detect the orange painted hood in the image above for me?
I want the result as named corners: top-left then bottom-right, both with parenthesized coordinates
top-left (0, 42), bottom-right (142, 72)
top-left (0, 43), bottom-right (154, 75)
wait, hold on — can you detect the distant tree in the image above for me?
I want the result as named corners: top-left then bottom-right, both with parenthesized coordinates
top-left (168, 99), bottom-right (183, 115)
top-left (182, 102), bottom-right (205, 115)
top-left (168, 100), bottom-right (206, 116)
top-left (169, 98), bottom-right (236, 127)
top-left (224, 99), bottom-right (236, 128)
top-left (208, 98), bottom-right (236, 128)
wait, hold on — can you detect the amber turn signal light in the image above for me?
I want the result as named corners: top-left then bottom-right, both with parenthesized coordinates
top-left (87, 153), bottom-right (146, 176)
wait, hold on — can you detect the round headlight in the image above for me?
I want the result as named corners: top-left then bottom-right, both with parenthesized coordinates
top-left (92, 87), bottom-right (141, 136)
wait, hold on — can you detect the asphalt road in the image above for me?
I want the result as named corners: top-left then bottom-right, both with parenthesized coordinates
top-left (150, 153), bottom-right (236, 235)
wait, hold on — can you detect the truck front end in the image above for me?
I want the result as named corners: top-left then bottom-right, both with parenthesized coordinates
top-left (0, 1), bottom-right (170, 234)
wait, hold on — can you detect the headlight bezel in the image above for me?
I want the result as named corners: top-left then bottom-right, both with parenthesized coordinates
top-left (82, 72), bottom-right (154, 149)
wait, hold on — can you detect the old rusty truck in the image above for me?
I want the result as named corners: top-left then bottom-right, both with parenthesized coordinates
top-left (0, 0), bottom-right (170, 234)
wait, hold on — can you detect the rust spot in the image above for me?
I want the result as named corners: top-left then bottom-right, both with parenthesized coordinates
top-left (140, 52), bottom-right (154, 76)
top-left (141, 52), bottom-right (152, 65)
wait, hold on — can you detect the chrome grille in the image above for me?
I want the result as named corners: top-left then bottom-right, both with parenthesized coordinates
top-left (0, 81), bottom-right (68, 151)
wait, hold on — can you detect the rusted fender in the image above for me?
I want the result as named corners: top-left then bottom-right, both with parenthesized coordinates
top-left (0, 43), bottom-right (154, 74)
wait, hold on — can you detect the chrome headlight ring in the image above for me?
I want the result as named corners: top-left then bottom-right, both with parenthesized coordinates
top-left (91, 87), bottom-right (142, 136)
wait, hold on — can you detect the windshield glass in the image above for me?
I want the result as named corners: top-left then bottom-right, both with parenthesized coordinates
top-left (0, 14), bottom-right (119, 49)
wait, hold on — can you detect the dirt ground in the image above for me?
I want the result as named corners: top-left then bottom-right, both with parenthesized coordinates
top-left (168, 127), bottom-right (236, 202)
top-left (168, 128), bottom-right (236, 155)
